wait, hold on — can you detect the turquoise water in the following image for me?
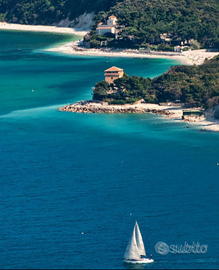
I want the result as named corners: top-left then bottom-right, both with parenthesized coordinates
top-left (0, 31), bottom-right (219, 269)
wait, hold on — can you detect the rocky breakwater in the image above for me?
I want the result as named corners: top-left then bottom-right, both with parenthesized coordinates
top-left (59, 100), bottom-right (173, 116)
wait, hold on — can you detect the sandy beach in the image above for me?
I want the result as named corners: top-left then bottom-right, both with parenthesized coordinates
top-left (0, 22), bottom-right (218, 65)
top-left (0, 22), bottom-right (88, 36)
top-left (1, 22), bottom-right (219, 132)
top-left (46, 40), bottom-right (219, 66)
top-left (47, 41), bottom-right (189, 64)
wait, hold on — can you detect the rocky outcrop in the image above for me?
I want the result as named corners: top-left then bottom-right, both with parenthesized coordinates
top-left (59, 100), bottom-right (172, 116)
top-left (182, 115), bottom-right (205, 122)
top-left (57, 12), bottom-right (94, 30)
top-left (205, 105), bottom-right (219, 119)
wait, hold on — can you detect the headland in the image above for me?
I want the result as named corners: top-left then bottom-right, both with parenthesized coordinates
top-left (1, 22), bottom-right (219, 131)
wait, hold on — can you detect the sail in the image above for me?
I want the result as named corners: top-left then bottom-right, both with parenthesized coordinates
top-left (124, 225), bottom-right (141, 260)
top-left (135, 221), bottom-right (146, 256)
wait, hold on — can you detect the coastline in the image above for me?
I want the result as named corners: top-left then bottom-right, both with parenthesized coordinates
top-left (0, 22), bottom-right (218, 65)
top-left (0, 22), bottom-right (88, 36)
top-left (47, 42), bottom-right (189, 65)
top-left (59, 101), bottom-right (219, 132)
top-left (46, 42), bottom-right (219, 66)
top-left (1, 22), bottom-right (219, 132)
top-left (47, 45), bottom-right (219, 66)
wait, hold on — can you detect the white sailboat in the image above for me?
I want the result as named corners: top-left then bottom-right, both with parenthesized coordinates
top-left (124, 221), bottom-right (154, 264)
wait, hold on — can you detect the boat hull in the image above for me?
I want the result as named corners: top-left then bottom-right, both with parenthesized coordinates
top-left (124, 258), bottom-right (154, 264)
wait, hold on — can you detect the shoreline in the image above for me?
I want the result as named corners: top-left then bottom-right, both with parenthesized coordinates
top-left (59, 100), bottom-right (219, 132)
top-left (0, 22), bottom-right (218, 65)
top-left (46, 43), bottom-right (219, 66)
top-left (47, 42), bottom-right (188, 64)
top-left (47, 45), bottom-right (219, 65)
top-left (1, 22), bottom-right (219, 131)
top-left (0, 22), bottom-right (88, 36)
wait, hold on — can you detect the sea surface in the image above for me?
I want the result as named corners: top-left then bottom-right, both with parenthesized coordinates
top-left (0, 30), bottom-right (219, 269)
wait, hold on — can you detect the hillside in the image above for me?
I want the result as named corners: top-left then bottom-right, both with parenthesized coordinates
top-left (0, 0), bottom-right (121, 25)
top-left (93, 55), bottom-right (219, 108)
top-left (1, 0), bottom-right (219, 49)
top-left (90, 0), bottom-right (219, 49)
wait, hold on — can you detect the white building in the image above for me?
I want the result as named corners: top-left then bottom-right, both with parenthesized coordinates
top-left (107, 15), bottom-right (117, 26)
top-left (174, 46), bottom-right (182, 52)
top-left (96, 15), bottom-right (117, 36)
top-left (174, 45), bottom-right (189, 52)
top-left (96, 26), bottom-right (116, 36)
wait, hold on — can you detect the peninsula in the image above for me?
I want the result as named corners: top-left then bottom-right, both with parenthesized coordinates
top-left (59, 56), bottom-right (219, 132)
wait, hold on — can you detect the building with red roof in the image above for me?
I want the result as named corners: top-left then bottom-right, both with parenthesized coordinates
top-left (104, 66), bottom-right (124, 84)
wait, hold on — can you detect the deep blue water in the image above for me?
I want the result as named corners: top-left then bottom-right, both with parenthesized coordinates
top-left (0, 31), bottom-right (219, 269)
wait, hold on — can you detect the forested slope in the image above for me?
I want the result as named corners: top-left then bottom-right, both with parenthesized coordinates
top-left (93, 56), bottom-right (219, 108)
top-left (1, 0), bottom-right (219, 48)
top-left (0, 0), bottom-right (122, 25)
top-left (92, 0), bottom-right (219, 48)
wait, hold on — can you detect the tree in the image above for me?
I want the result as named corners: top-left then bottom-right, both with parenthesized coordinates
top-left (93, 81), bottom-right (110, 100)
top-left (190, 40), bottom-right (201, 50)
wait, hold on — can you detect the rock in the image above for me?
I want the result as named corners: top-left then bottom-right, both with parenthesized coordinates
top-left (59, 100), bottom-right (170, 116)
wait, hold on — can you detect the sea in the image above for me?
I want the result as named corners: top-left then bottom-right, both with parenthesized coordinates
top-left (0, 30), bottom-right (219, 269)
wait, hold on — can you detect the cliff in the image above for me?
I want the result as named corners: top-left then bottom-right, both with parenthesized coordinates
top-left (205, 105), bottom-right (219, 120)
top-left (57, 12), bottom-right (94, 30)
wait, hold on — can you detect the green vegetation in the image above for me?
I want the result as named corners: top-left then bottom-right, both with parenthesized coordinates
top-left (93, 73), bottom-right (153, 104)
top-left (2, 0), bottom-right (219, 109)
top-left (90, 0), bottom-right (219, 49)
top-left (93, 56), bottom-right (219, 108)
top-left (0, 0), bottom-right (121, 25)
top-left (2, 0), bottom-right (219, 50)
